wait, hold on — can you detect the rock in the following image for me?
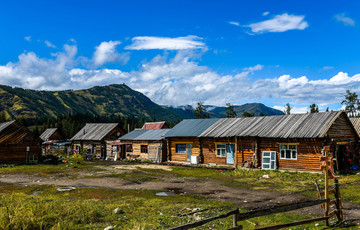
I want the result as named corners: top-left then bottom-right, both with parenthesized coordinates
top-left (262, 174), bottom-right (269, 179)
top-left (57, 186), bottom-right (76, 192)
top-left (104, 226), bottom-right (114, 230)
top-left (114, 208), bottom-right (124, 214)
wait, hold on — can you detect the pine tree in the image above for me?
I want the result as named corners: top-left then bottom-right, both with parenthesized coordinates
top-left (194, 101), bottom-right (208, 119)
top-left (225, 103), bottom-right (237, 118)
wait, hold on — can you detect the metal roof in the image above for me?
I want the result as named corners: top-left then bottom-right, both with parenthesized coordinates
top-left (39, 128), bottom-right (58, 141)
top-left (199, 111), bottom-right (343, 138)
top-left (142, 121), bottom-right (167, 129)
top-left (350, 117), bottom-right (360, 137)
top-left (120, 129), bottom-right (171, 141)
top-left (71, 123), bottom-right (119, 141)
top-left (0, 121), bottom-right (15, 133)
top-left (165, 119), bottom-right (220, 137)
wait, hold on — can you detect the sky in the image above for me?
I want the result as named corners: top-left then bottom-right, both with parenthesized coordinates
top-left (1, 0), bottom-right (360, 113)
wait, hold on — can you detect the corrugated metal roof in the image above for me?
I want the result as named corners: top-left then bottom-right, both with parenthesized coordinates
top-left (0, 121), bottom-right (15, 133)
top-left (165, 119), bottom-right (220, 137)
top-left (200, 111), bottom-right (342, 138)
top-left (39, 128), bottom-right (58, 141)
top-left (120, 129), bottom-right (171, 141)
top-left (71, 123), bottom-right (119, 141)
top-left (142, 121), bottom-right (167, 129)
top-left (350, 117), bottom-right (360, 137)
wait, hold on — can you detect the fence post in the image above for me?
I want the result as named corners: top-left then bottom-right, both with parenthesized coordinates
top-left (233, 208), bottom-right (239, 227)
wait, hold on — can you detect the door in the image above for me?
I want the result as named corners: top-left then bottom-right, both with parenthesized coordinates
top-left (262, 151), bottom-right (276, 170)
top-left (186, 144), bottom-right (192, 161)
top-left (226, 144), bottom-right (235, 164)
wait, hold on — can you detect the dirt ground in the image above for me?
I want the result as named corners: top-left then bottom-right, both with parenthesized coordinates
top-left (1, 164), bottom-right (359, 222)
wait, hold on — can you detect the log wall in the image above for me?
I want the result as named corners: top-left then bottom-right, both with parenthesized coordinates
top-left (168, 137), bottom-right (200, 162)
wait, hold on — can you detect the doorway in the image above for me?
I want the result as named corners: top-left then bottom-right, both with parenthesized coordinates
top-left (226, 144), bottom-right (235, 164)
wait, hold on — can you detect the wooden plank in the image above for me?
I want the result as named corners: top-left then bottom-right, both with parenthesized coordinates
top-left (168, 209), bottom-right (239, 230)
top-left (320, 189), bottom-right (335, 196)
top-left (254, 216), bottom-right (329, 230)
top-left (328, 210), bottom-right (337, 217)
top-left (236, 199), bottom-right (330, 222)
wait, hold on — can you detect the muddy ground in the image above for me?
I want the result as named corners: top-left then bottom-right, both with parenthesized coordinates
top-left (1, 164), bottom-right (359, 223)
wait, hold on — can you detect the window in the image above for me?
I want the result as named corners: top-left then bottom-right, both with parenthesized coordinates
top-left (126, 144), bottom-right (133, 152)
top-left (216, 144), bottom-right (226, 157)
top-left (176, 144), bottom-right (187, 153)
top-left (141, 145), bottom-right (148, 153)
top-left (280, 144), bottom-right (297, 160)
top-left (262, 151), bottom-right (276, 170)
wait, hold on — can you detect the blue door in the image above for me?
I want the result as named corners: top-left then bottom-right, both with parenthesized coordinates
top-left (226, 144), bottom-right (235, 164)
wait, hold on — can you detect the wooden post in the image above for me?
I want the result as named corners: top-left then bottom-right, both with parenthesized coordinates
top-left (334, 178), bottom-right (343, 221)
top-left (234, 136), bottom-right (238, 168)
top-left (323, 146), bottom-right (330, 226)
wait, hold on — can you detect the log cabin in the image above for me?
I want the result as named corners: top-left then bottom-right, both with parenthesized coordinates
top-left (40, 128), bottom-right (65, 154)
top-left (71, 123), bottom-right (126, 159)
top-left (142, 121), bottom-right (169, 129)
top-left (167, 111), bottom-right (359, 172)
top-left (118, 129), bottom-right (170, 162)
top-left (0, 120), bottom-right (41, 164)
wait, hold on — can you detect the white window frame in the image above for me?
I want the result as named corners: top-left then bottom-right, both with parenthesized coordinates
top-left (262, 151), bottom-right (276, 170)
top-left (216, 144), bottom-right (226, 157)
top-left (280, 144), bottom-right (297, 160)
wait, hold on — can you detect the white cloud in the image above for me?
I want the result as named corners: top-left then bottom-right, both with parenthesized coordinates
top-left (229, 21), bottom-right (240, 26)
top-left (125, 36), bottom-right (206, 50)
top-left (322, 66), bottom-right (334, 70)
top-left (45, 40), bottom-right (56, 48)
top-left (335, 13), bottom-right (355, 26)
top-left (24, 36), bottom-right (31, 41)
top-left (92, 40), bottom-right (129, 66)
top-left (262, 12), bottom-right (270, 16)
top-left (1, 42), bottom-right (360, 110)
top-left (246, 13), bottom-right (308, 34)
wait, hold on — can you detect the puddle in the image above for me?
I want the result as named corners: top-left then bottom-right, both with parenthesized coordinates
top-left (156, 192), bottom-right (176, 196)
top-left (32, 191), bottom-right (43, 195)
top-left (165, 187), bottom-right (185, 195)
top-left (199, 190), bottom-right (226, 196)
top-left (57, 186), bottom-right (76, 192)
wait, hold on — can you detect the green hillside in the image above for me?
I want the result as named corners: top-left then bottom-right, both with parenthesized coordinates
top-left (208, 103), bottom-right (284, 117)
top-left (0, 84), bottom-right (181, 122)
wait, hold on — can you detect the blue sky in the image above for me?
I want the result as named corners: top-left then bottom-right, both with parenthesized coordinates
top-left (1, 0), bottom-right (360, 113)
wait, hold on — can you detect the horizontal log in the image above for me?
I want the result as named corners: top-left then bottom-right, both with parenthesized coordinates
top-left (236, 199), bottom-right (330, 222)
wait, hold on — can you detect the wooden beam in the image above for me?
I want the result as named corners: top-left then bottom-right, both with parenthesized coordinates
top-left (236, 199), bottom-right (330, 222)
top-left (253, 216), bottom-right (329, 230)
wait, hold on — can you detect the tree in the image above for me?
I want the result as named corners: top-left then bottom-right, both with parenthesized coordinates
top-left (242, 111), bottom-right (255, 117)
top-left (284, 103), bottom-right (292, 115)
top-left (309, 104), bottom-right (319, 113)
top-left (259, 112), bottom-right (265, 116)
top-left (194, 101), bottom-right (208, 119)
top-left (225, 103), bottom-right (237, 118)
top-left (326, 107), bottom-right (329, 112)
top-left (342, 90), bottom-right (359, 117)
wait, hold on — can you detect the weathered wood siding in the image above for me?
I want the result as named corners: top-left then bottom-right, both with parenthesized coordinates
top-left (168, 137), bottom-right (200, 162)
top-left (0, 143), bottom-right (41, 164)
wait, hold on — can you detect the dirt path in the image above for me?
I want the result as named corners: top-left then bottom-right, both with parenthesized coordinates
top-left (1, 164), bottom-right (359, 222)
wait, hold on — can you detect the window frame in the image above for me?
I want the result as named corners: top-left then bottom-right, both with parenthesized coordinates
top-left (175, 144), bottom-right (187, 153)
top-left (279, 144), bottom-right (297, 160)
top-left (216, 144), bottom-right (227, 157)
top-left (140, 145), bottom-right (148, 153)
top-left (126, 144), bottom-right (133, 153)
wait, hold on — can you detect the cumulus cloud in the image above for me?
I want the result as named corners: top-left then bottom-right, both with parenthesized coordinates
top-left (125, 36), bottom-right (206, 50)
top-left (24, 36), bottom-right (31, 41)
top-left (45, 40), bottom-right (56, 48)
top-left (335, 13), bottom-right (355, 26)
top-left (92, 40), bottom-right (129, 66)
top-left (246, 13), bottom-right (308, 34)
top-left (263, 12), bottom-right (270, 16)
top-left (229, 21), bottom-right (240, 26)
top-left (1, 41), bottom-right (360, 109)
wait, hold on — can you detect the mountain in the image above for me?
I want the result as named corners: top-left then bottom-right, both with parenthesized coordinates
top-left (207, 103), bottom-right (284, 117)
top-left (0, 84), bottom-right (283, 123)
top-left (0, 84), bottom-right (181, 122)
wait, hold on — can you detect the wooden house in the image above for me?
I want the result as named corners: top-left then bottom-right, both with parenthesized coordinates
top-left (166, 111), bottom-right (359, 172)
top-left (165, 119), bottom-right (220, 162)
top-left (40, 128), bottom-right (65, 154)
top-left (71, 123), bottom-right (126, 159)
top-left (142, 121), bottom-right (169, 129)
top-left (0, 120), bottom-right (41, 164)
top-left (119, 129), bottom-right (170, 162)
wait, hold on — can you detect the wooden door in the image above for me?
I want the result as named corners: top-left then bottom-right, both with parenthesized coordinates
top-left (186, 144), bottom-right (192, 161)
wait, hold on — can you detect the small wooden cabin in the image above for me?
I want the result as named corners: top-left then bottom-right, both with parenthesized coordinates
top-left (167, 111), bottom-right (359, 172)
top-left (0, 121), bottom-right (41, 164)
top-left (119, 129), bottom-right (170, 162)
top-left (40, 128), bottom-right (63, 142)
top-left (71, 123), bottom-right (126, 159)
top-left (165, 119), bottom-right (220, 162)
top-left (142, 121), bottom-right (169, 129)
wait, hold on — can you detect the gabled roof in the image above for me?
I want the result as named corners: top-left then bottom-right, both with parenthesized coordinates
top-left (200, 111), bottom-right (343, 138)
top-left (142, 121), bottom-right (168, 129)
top-left (71, 123), bottom-right (120, 141)
top-left (120, 129), bottom-right (171, 141)
top-left (0, 120), bottom-right (40, 144)
top-left (350, 117), bottom-right (360, 137)
top-left (39, 128), bottom-right (58, 141)
top-left (165, 119), bottom-right (220, 137)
